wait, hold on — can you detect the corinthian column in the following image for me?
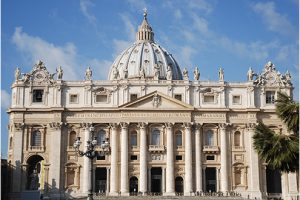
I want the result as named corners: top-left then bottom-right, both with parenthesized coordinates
top-left (109, 123), bottom-right (118, 195)
top-left (247, 123), bottom-right (262, 199)
top-left (195, 123), bottom-right (203, 193)
top-left (139, 122), bottom-right (148, 195)
top-left (165, 123), bottom-right (175, 196)
top-left (83, 124), bottom-right (91, 195)
top-left (120, 122), bottom-right (129, 195)
top-left (184, 123), bottom-right (193, 195)
top-left (219, 123), bottom-right (228, 192)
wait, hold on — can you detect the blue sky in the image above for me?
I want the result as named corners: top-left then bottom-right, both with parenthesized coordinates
top-left (1, 0), bottom-right (299, 157)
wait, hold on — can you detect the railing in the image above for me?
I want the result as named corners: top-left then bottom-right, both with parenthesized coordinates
top-left (233, 146), bottom-right (245, 151)
top-left (148, 145), bottom-right (165, 152)
top-left (203, 145), bottom-right (219, 152)
top-left (28, 146), bottom-right (44, 152)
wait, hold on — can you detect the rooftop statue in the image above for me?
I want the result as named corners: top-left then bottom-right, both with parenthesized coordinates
top-left (56, 66), bottom-right (63, 80)
top-left (247, 67), bottom-right (254, 81)
top-left (218, 67), bottom-right (224, 81)
top-left (166, 64), bottom-right (173, 80)
top-left (183, 67), bottom-right (189, 80)
top-left (194, 67), bottom-right (200, 81)
top-left (15, 67), bottom-right (21, 81)
top-left (85, 67), bottom-right (92, 80)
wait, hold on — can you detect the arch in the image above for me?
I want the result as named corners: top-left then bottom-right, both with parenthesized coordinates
top-left (69, 131), bottom-right (76, 146)
top-left (26, 155), bottom-right (44, 190)
top-left (234, 131), bottom-right (241, 147)
top-left (129, 176), bottom-right (138, 194)
top-left (175, 176), bottom-right (184, 193)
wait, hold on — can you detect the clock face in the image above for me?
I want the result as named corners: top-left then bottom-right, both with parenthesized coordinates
top-left (34, 71), bottom-right (46, 82)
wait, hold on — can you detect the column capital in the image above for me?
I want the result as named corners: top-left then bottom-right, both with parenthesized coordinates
top-left (138, 122), bottom-right (148, 129)
top-left (14, 123), bottom-right (25, 131)
top-left (246, 123), bottom-right (257, 130)
top-left (120, 122), bottom-right (129, 129)
top-left (218, 123), bottom-right (230, 130)
top-left (80, 122), bottom-right (93, 130)
top-left (48, 122), bottom-right (64, 130)
top-left (183, 122), bottom-right (192, 129)
top-left (109, 123), bottom-right (119, 130)
top-left (165, 122), bottom-right (174, 129)
top-left (194, 123), bottom-right (203, 130)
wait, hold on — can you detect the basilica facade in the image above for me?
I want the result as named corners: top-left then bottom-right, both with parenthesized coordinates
top-left (7, 11), bottom-right (298, 200)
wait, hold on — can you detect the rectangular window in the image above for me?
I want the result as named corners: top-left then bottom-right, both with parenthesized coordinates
top-left (96, 94), bottom-right (108, 103)
top-left (131, 155), bottom-right (138, 160)
top-left (130, 94), bottom-right (138, 101)
top-left (174, 94), bottom-right (182, 101)
top-left (206, 155), bottom-right (215, 160)
top-left (203, 95), bottom-right (214, 103)
top-left (176, 155), bottom-right (182, 160)
top-left (266, 91), bottom-right (275, 104)
top-left (97, 154), bottom-right (105, 160)
top-left (151, 129), bottom-right (160, 145)
top-left (32, 89), bottom-right (44, 103)
top-left (69, 94), bottom-right (78, 103)
top-left (232, 95), bottom-right (241, 104)
top-left (131, 134), bottom-right (137, 147)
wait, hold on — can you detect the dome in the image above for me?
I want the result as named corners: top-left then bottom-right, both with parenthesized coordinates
top-left (108, 10), bottom-right (182, 81)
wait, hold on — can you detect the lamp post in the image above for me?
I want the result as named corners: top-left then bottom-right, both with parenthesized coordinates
top-left (73, 125), bottom-right (110, 200)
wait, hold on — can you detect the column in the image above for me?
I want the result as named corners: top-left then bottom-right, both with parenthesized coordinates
top-left (120, 122), bottom-right (129, 195)
top-left (109, 123), bottom-right (118, 195)
top-left (12, 123), bottom-right (24, 193)
top-left (247, 123), bottom-right (262, 199)
top-left (165, 123), bottom-right (175, 195)
top-left (139, 122), bottom-right (148, 195)
top-left (195, 124), bottom-right (203, 192)
top-left (184, 123), bottom-right (193, 195)
top-left (106, 167), bottom-right (110, 195)
top-left (287, 172), bottom-right (298, 199)
top-left (219, 123), bottom-right (228, 192)
top-left (162, 167), bottom-right (166, 193)
top-left (82, 124), bottom-right (91, 195)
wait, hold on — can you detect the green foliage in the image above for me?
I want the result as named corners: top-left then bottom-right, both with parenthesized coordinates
top-left (276, 92), bottom-right (299, 134)
top-left (253, 122), bottom-right (299, 172)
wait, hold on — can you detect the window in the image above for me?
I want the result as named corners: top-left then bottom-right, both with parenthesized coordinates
top-left (131, 131), bottom-right (137, 147)
top-left (203, 95), bottom-right (214, 103)
top-left (151, 129), bottom-right (160, 145)
top-left (66, 169), bottom-right (75, 186)
top-left (232, 95), bottom-right (241, 104)
top-left (234, 131), bottom-right (241, 147)
top-left (32, 89), bottom-right (44, 103)
top-left (174, 94), bottom-right (182, 101)
top-left (130, 94), bottom-right (138, 101)
top-left (234, 169), bottom-right (242, 185)
top-left (69, 131), bottom-right (76, 147)
top-left (205, 130), bottom-right (214, 146)
top-left (131, 155), bottom-right (138, 160)
top-left (97, 154), bottom-right (105, 160)
top-left (31, 130), bottom-right (41, 146)
top-left (97, 130), bottom-right (106, 145)
top-left (266, 91), bottom-right (275, 104)
top-left (175, 131), bottom-right (182, 147)
top-left (70, 94), bottom-right (78, 103)
top-left (96, 94), bottom-right (108, 103)
top-left (206, 155), bottom-right (215, 160)
top-left (176, 155), bottom-right (182, 160)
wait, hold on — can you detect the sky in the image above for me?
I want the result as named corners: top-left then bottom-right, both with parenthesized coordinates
top-left (1, 0), bottom-right (299, 157)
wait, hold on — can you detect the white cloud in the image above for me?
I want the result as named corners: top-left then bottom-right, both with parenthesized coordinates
top-left (1, 90), bottom-right (11, 109)
top-left (80, 0), bottom-right (97, 25)
top-left (119, 13), bottom-right (136, 41)
top-left (191, 13), bottom-right (210, 36)
top-left (174, 9), bottom-right (182, 20)
top-left (252, 2), bottom-right (295, 36)
top-left (112, 39), bottom-right (131, 57)
top-left (188, 0), bottom-right (214, 14)
top-left (126, 0), bottom-right (147, 11)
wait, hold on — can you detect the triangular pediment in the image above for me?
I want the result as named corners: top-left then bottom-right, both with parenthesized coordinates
top-left (119, 91), bottom-right (194, 110)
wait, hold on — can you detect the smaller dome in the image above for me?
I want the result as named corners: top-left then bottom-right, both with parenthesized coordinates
top-left (108, 10), bottom-right (182, 81)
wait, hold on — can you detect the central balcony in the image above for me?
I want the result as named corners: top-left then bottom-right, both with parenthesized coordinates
top-left (203, 145), bottom-right (219, 153)
top-left (148, 145), bottom-right (165, 153)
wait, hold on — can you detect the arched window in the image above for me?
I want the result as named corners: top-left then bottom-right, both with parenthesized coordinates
top-left (151, 129), bottom-right (160, 145)
top-left (205, 130), bottom-right (214, 146)
top-left (130, 130), bottom-right (137, 147)
top-left (175, 131), bottom-right (182, 147)
top-left (31, 130), bottom-right (41, 146)
top-left (234, 131), bottom-right (241, 147)
top-left (69, 131), bottom-right (76, 147)
top-left (97, 130), bottom-right (106, 145)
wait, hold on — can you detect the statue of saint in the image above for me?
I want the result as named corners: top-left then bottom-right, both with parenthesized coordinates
top-left (194, 67), bottom-right (200, 80)
top-left (85, 67), bottom-right (92, 80)
top-left (15, 67), bottom-right (21, 81)
top-left (166, 64), bottom-right (173, 80)
top-left (218, 67), bottom-right (224, 81)
top-left (123, 68), bottom-right (128, 79)
top-left (154, 64), bottom-right (160, 80)
top-left (140, 67), bottom-right (145, 79)
top-left (247, 67), bottom-right (254, 81)
top-left (56, 66), bottom-right (63, 80)
top-left (112, 66), bottom-right (119, 80)
top-left (183, 67), bottom-right (189, 80)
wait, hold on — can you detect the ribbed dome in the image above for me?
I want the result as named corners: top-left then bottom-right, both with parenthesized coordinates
top-left (108, 10), bottom-right (182, 81)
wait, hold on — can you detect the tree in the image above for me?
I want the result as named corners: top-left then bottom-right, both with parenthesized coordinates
top-left (253, 92), bottom-right (299, 172)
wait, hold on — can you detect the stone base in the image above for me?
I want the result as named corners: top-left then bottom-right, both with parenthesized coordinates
top-left (184, 192), bottom-right (195, 196)
top-left (163, 192), bottom-right (176, 196)
top-left (109, 192), bottom-right (120, 196)
top-left (249, 191), bottom-right (263, 199)
top-left (120, 192), bottom-right (130, 196)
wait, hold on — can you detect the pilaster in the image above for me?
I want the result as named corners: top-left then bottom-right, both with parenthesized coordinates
top-left (164, 122), bottom-right (175, 196)
top-left (139, 122), bottom-right (148, 195)
top-left (12, 123), bottom-right (24, 192)
top-left (195, 123), bottom-right (203, 192)
top-left (109, 123), bottom-right (119, 196)
top-left (184, 122), bottom-right (193, 195)
top-left (219, 123), bottom-right (229, 192)
top-left (120, 122), bottom-right (129, 195)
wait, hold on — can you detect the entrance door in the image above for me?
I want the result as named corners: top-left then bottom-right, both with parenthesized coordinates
top-left (129, 176), bottom-right (138, 193)
top-left (205, 167), bottom-right (216, 192)
top-left (151, 167), bottom-right (162, 193)
top-left (175, 176), bottom-right (183, 193)
top-left (95, 168), bottom-right (107, 193)
top-left (266, 166), bottom-right (282, 194)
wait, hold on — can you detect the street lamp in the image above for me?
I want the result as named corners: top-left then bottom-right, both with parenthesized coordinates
top-left (73, 125), bottom-right (110, 200)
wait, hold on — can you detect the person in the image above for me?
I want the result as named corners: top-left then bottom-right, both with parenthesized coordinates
top-left (166, 64), bottom-right (173, 80)
top-left (15, 67), bottom-right (21, 81)
top-left (85, 67), bottom-right (92, 80)
top-left (218, 67), bottom-right (224, 81)
top-left (194, 67), bottom-right (200, 80)
top-left (56, 66), bottom-right (63, 80)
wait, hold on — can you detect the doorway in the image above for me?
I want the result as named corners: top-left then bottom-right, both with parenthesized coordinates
top-left (95, 168), bottom-right (107, 193)
top-left (151, 167), bottom-right (162, 193)
top-left (129, 176), bottom-right (138, 193)
top-left (266, 166), bottom-right (282, 194)
top-left (205, 167), bottom-right (216, 192)
top-left (175, 176), bottom-right (184, 193)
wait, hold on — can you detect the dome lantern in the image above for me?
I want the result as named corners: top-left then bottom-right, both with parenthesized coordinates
top-left (136, 8), bottom-right (154, 42)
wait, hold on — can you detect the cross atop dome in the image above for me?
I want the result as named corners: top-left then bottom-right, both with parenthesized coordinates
top-left (136, 8), bottom-right (154, 42)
